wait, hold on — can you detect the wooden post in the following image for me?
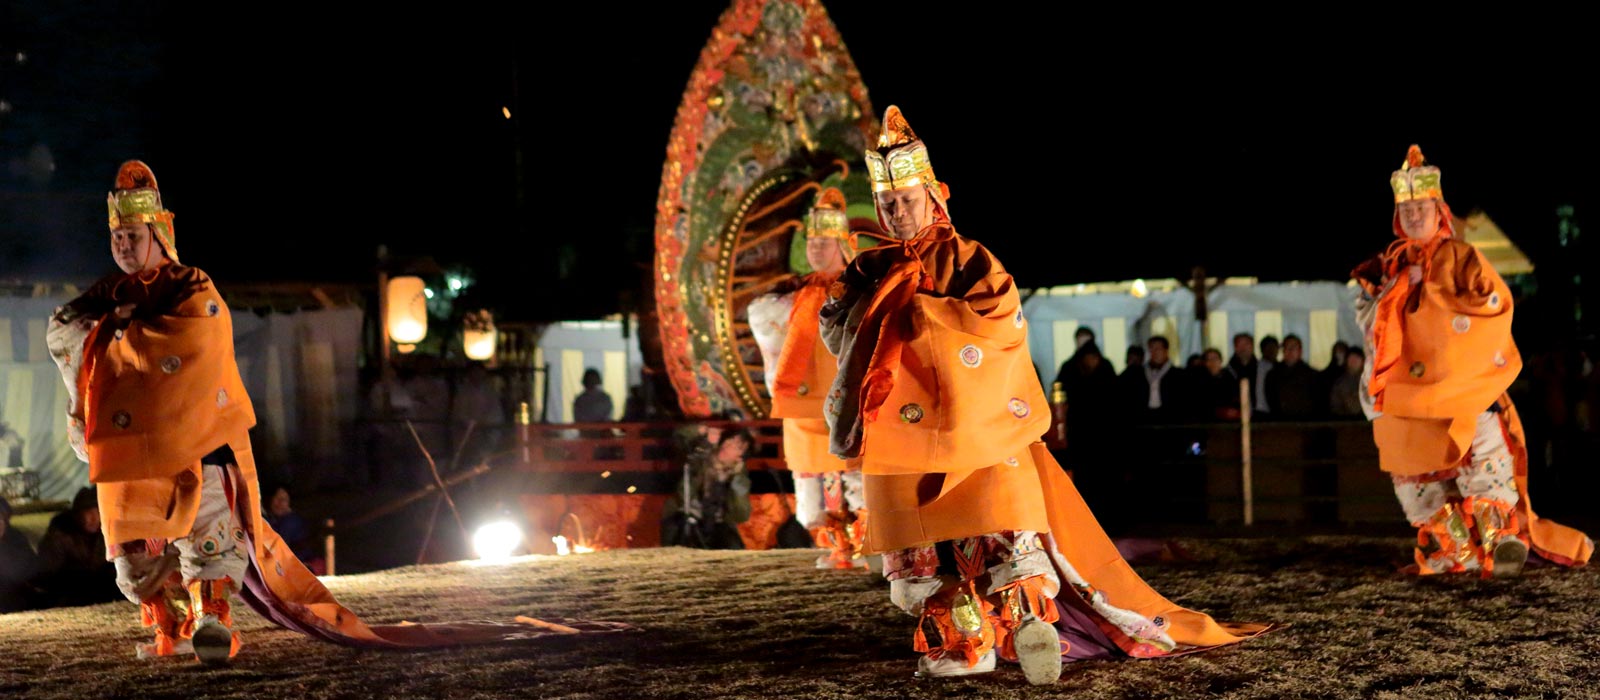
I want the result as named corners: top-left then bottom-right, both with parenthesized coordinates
top-left (376, 252), bottom-right (392, 413)
top-left (324, 518), bottom-right (336, 576)
top-left (1239, 378), bottom-right (1254, 526)
top-left (517, 401), bottom-right (533, 464)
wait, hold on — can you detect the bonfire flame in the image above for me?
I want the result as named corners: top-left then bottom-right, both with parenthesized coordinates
top-left (553, 513), bottom-right (602, 555)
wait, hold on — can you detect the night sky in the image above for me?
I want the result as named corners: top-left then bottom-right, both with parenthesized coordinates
top-left (3, 4), bottom-right (1594, 322)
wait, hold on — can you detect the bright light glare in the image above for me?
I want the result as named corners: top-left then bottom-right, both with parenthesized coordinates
top-left (473, 520), bottom-right (523, 561)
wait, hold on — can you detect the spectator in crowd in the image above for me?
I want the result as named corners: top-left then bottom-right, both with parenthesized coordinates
top-left (0, 418), bottom-right (22, 468)
top-left (1185, 353), bottom-right (1204, 370)
top-left (1328, 347), bottom-right (1367, 418)
top-left (1124, 336), bottom-right (1186, 423)
top-left (573, 368), bottom-right (614, 423)
top-left (1073, 326), bottom-right (1096, 350)
top-left (1254, 335), bottom-right (1279, 417)
top-left (1124, 345), bottom-right (1146, 373)
top-left (1266, 335), bottom-right (1320, 418)
top-left (1, 496), bottom-right (41, 612)
top-left (661, 427), bottom-right (752, 550)
top-left (1057, 339), bottom-right (1119, 453)
top-left (1226, 333), bottom-right (1259, 416)
top-left (1205, 348), bottom-right (1242, 421)
top-left (1320, 340), bottom-right (1350, 389)
top-left (35, 487), bottom-right (119, 607)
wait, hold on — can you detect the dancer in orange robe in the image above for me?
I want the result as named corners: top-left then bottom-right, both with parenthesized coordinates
top-left (1353, 145), bottom-right (1592, 577)
top-left (751, 188), bottom-right (868, 569)
top-left (47, 161), bottom-right (628, 665)
top-left (820, 108), bottom-right (1266, 685)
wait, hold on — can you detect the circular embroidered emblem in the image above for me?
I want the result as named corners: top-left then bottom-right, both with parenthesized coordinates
top-left (1013, 309), bottom-right (1025, 328)
top-left (797, 383), bottom-right (809, 396)
top-left (112, 411), bottom-right (131, 429)
top-left (233, 528), bottom-right (246, 542)
top-left (959, 344), bottom-right (983, 368)
top-left (114, 329), bottom-right (124, 340)
top-left (216, 389), bottom-right (229, 407)
top-left (1409, 362), bottom-right (1426, 378)
top-left (1152, 615), bottom-right (1167, 628)
top-left (1487, 292), bottom-right (1501, 309)
top-left (1008, 398), bottom-right (1031, 418)
top-left (1452, 315), bottom-right (1471, 333)
top-left (201, 538), bottom-right (218, 554)
top-left (206, 299), bottom-right (220, 317)
top-left (1004, 457), bottom-right (1020, 467)
top-left (1493, 352), bottom-right (1507, 367)
top-left (160, 355), bottom-right (182, 374)
top-left (899, 403), bottom-right (925, 424)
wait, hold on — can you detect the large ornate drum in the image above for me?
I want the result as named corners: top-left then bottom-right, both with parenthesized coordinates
top-left (653, 0), bottom-right (876, 418)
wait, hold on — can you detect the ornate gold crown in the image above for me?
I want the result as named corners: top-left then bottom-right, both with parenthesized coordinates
top-left (108, 160), bottom-right (179, 263)
top-left (864, 106), bottom-right (937, 193)
top-left (805, 187), bottom-right (855, 261)
top-left (1391, 145), bottom-right (1442, 203)
top-left (806, 188), bottom-right (849, 240)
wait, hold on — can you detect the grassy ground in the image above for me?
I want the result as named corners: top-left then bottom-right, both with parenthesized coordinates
top-left (2, 537), bottom-right (1597, 700)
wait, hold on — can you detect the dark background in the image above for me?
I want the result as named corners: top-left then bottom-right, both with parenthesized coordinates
top-left (3, 4), bottom-right (1594, 328)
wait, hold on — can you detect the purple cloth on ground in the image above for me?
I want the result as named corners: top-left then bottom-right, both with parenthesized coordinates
top-left (1052, 588), bottom-right (1123, 660)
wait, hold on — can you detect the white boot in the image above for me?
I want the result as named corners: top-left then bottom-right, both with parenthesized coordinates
top-left (191, 613), bottom-right (233, 667)
top-left (1491, 538), bottom-right (1529, 579)
top-left (916, 649), bottom-right (996, 678)
top-left (1013, 616), bottom-right (1063, 685)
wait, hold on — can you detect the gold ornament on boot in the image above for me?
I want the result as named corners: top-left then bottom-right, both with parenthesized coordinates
top-left (187, 577), bottom-right (241, 665)
top-left (1465, 496), bottom-right (1528, 578)
top-left (1414, 502), bottom-right (1478, 575)
top-left (136, 579), bottom-right (193, 659)
top-left (913, 585), bottom-right (998, 673)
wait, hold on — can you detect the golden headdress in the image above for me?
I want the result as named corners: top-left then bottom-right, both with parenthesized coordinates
top-left (108, 160), bottom-right (178, 263)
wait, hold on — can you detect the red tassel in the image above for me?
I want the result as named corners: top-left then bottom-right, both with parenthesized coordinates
top-left (1406, 145), bottom-right (1425, 169)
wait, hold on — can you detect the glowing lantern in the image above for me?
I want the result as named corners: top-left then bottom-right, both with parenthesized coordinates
top-left (463, 310), bottom-right (497, 361)
top-left (386, 276), bottom-right (428, 345)
top-left (473, 520), bottom-right (523, 561)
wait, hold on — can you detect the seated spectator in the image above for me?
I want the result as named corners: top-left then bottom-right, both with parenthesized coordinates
top-left (661, 428), bottom-right (752, 550)
top-left (1329, 347), bottom-right (1367, 418)
top-left (573, 369), bottom-right (614, 423)
top-left (0, 496), bottom-right (42, 612)
top-left (263, 485), bottom-right (325, 575)
top-left (36, 487), bottom-right (119, 607)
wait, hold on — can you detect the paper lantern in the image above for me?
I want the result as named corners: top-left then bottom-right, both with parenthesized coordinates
top-left (386, 276), bottom-right (428, 344)
top-left (464, 327), bottom-right (497, 361)
top-left (463, 310), bottom-right (497, 361)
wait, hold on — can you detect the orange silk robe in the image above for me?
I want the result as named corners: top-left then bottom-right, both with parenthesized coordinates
top-left (822, 226), bottom-right (1265, 651)
top-left (1359, 238), bottom-right (1591, 566)
top-left (769, 275), bottom-right (849, 472)
top-left (55, 264), bottom-right (628, 647)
